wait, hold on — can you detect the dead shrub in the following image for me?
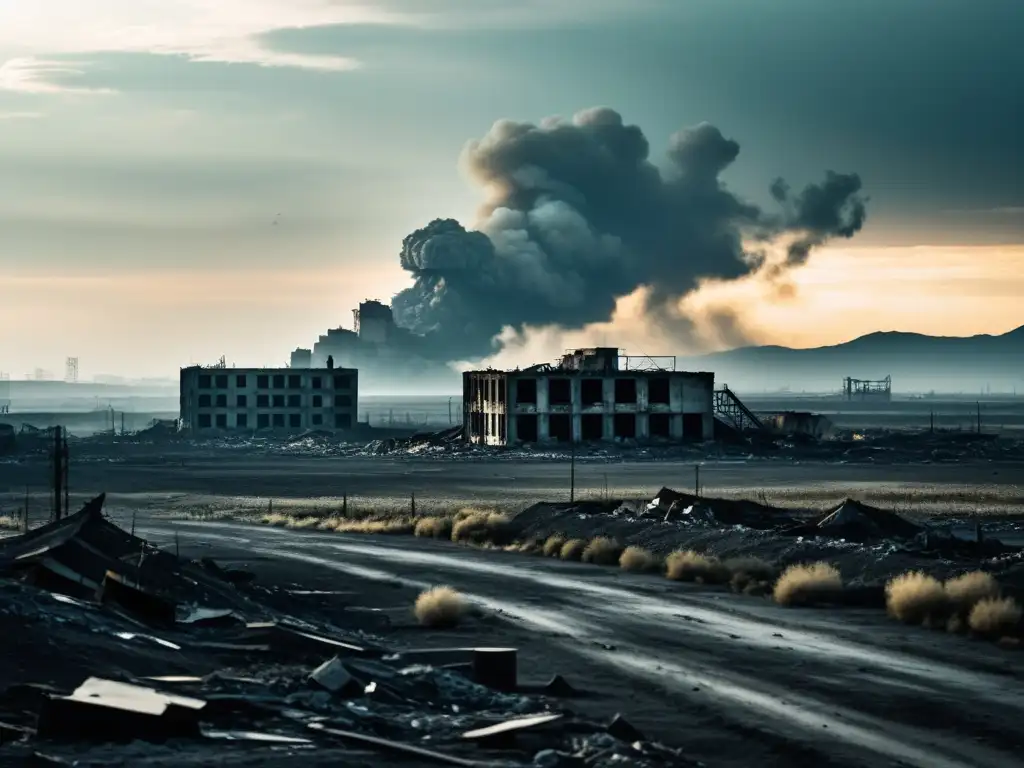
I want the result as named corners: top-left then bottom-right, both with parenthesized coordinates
top-left (665, 550), bottom-right (730, 584)
top-left (451, 512), bottom-right (514, 546)
top-left (414, 586), bottom-right (467, 629)
top-left (968, 597), bottom-right (1022, 638)
top-left (582, 536), bottom-right (624, 566)
top-left (559, 538), bottom-right (587, 561)
top-left (773, 562), bottom-right (843, 607)
top-left (414, 516), bottom-right (453, 540)
top-left (333, 518), bottom-right (414, 535)
top-left (543, 535), bottom-right (567, 558)
top-left (516, 538), bottom-right (544, 555)
top-left (885, 571), bottom-right (948, 625)
top-left (619, 546), bottom-right (661, 573)
top-left (944, 571), bottom-right (1000, 616)
top-left (725, 557), bottom-right (777, 593)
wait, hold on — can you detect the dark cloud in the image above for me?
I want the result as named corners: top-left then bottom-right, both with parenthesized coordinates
top-left (391, 107), bottom-right (867, 361)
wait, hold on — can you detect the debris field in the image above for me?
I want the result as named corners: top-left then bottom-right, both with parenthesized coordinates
top-left (0, 496), bottom-right (696, 766)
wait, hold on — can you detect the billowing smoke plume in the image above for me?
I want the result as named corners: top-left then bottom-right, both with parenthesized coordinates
top-left (391, 107), bottom-right (866, 362)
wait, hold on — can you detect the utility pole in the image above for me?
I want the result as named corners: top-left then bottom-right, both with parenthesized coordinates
top-left (976, 401), bottom-right (982, 434)
top-left (448, 397), bottom-right (453, 425)
top-left (929, 411), bottom-right (934, 433)
top-left (695, 465), bottom-right (701, 497)
top-left (52, 426), bottom-right (64, 521)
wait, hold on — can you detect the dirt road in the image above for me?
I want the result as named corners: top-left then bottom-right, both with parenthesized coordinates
top-left (144, 521), bottom-right (1024, 768)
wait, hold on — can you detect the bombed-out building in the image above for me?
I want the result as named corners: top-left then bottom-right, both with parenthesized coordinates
top-left (463, 348), bottom-right (714, 445)
top-left (179, 364), bottom-right (357, 435)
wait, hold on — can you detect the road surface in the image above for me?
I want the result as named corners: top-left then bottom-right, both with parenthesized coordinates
top-left (145, 520), bottom-right (1024, 768)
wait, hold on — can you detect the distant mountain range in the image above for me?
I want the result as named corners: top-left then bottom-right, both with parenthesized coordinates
top-left (682, 326), bottom-right (1024, 394)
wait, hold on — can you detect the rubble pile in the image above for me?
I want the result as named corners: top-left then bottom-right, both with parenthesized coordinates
top-left (0, 498), bottom-right (695, 766)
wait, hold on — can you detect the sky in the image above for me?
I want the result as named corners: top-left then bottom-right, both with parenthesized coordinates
top-left (1, 0), bottom-right (1022, 380)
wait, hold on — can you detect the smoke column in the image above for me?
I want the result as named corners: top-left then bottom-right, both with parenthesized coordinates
top-left (391, 107), bottom-right (866, 362)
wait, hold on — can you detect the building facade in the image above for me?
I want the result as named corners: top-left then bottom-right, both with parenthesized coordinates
top-left (463, 348), bottom-right (714, 445)
top-left (179, 365), bottom-right (357, 435)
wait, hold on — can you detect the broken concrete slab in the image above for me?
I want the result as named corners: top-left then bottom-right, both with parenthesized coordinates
top-left (308, 657), bottom-right (364, 697)
top-left (36, 678), bottom-right (205, 743)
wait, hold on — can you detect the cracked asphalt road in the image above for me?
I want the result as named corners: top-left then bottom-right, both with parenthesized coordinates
top-left (144, 520), bottom-right (1024, 768)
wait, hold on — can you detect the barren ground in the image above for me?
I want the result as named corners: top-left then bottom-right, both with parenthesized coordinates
top-left (138, 521), bottom-right (1024, 768)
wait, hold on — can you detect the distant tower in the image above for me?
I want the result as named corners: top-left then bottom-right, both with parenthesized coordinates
top-left (0, 371), bottom-right (9, 414)
top-left (65, 357), bottom-right (79, 384)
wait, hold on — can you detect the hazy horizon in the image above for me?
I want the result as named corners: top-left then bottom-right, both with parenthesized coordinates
top-left (3, 1), bottom-right (1022, 380)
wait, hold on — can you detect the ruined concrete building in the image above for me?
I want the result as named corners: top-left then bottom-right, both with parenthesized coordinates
top-left (463, 348), bottom-right (714, 445)
top-left (179, 364), bottom-right (357, 435)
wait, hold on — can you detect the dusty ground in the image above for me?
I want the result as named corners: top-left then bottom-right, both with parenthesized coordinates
top-left (3, 453), bottom-right (1024, 523)
top-left (138, 521), bottom-right (1024, 768)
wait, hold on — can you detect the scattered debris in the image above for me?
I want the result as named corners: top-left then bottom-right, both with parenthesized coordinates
top-left (0, 495), bottom-right (695, 766)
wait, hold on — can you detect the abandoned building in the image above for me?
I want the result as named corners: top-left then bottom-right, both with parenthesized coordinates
top-left (842, 375), bottom-right (892, 401)
top-left (179, 363), bottom-right (358, 435)
top-left (463, 348), bottom-right (715, 445)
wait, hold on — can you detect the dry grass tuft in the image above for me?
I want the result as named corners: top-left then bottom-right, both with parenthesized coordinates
top-left (333, 518), bottom-right (415, 535)
top-left (516, 538), bottom-right (544, 555)
top-left (582, 536), bottom-right (624, 566)
top-left (559, 538), bottom-right (587, 561)
top-left (885, 571), bottom-right (948, 624)
top-left (968, 597), bottom-right (1022, 638)
top-left (287, 516), bottom-right (321, 530)
top-left (774, 562), bottom-right (843, 607)
top-left (665, 550), bottom-right (730, 584)
top-left (451, 511), bottom-right (514, 546)
top-left (543, 535), bottom-right (567, 558)
top-left (944, 571), bottom-right (1000, 615)
top-left (414, 586), bottom-right (467, 629)
top-left (619, 546), bottom-right (661, 573)
top-left (414, 516), bottom-right (453, 540)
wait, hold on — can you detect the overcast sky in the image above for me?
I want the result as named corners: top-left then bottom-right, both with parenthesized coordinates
top-left (1, 0), bottom-right (1022, 379)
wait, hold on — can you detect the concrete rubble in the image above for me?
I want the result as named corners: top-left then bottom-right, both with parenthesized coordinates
top-left (0, 497), bottom-right (698, 767)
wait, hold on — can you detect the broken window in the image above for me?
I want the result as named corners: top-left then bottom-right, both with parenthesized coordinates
top-left (649, 377), bottom-right (670, 405)
top-left (581, 379), bottom-right (603, 405)
top-left (288, 374), bottom-right (302, 389)
top-left (313, 395), bottom-right (322, 408)
top-left (272, 394), bottom-right (285, 408)
top-left (334, 375), bottom-right (352, 390)
top-left (549, 413), bottom-right (571, 442)
top-left (335, 413), bottom-right (352, 429)
top-left (335, 395), bottom-right (352, 408)
top-left (287, 394), bottom-right (301, 408)
top-left (312, 376), bottom-right (322, 390)
top-left (289, 413), bottom-right (301, 429)
top-left (257, 394), bottom-right (269, 408)
top-left (312, 413), bottom-right (323, 426)
top-left (582, 414), bottom-right (603, 440)
top-left (215, 413), bottom-right (227, 428)
top-left (215, 375), bottom-right (228, 389)
top-left (236, 394), bottom-right (247, 408)
top-left (614, 378), bottom-right (637, 404)
top-left (257, 413), bottom-right (270, 429)
top-left (257, 375), bottom-right (269, 389)
top-left (614, 413), bottom-right (636, 438)
top-left (649, 413), bottom-right (671, 438)
top-left (198, 375), bottom-right (211, 389)
top-left (517, 414), bottom-right (538, 442)
top-left (215, 394), bottom-right (227, 408)
top-left (498, 378), bottom-right (506, 403)
top-left (273, 374), bottom-right (285, 389)
top-left (272, 413), bottom-right (285, 428)
top-left (198, 413), bottom-right (211, 428)
top-left (682, 413), bottom-right (704, 441)
top-left (236, 413), bottom-right (248, 429)
top-left (549, 378), bottom-right (571, 406)
top-left (198, 394), bottom-right (211, 408)
top-left (236, 375), bottom-right (247, 388)
top-left (517, 378), bottom-right (537, 404)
